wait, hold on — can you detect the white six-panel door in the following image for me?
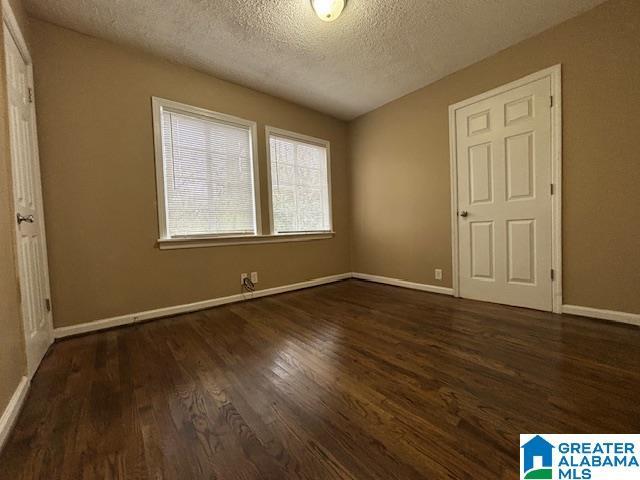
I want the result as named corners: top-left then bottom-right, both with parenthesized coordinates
top-left (453, 76), bottom-right (554, 311)
top-left (4, 24), bottom-right (53, 376)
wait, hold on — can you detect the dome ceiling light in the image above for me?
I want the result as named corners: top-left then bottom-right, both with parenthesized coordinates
top-left (311, 0), bottom-right (346, 22)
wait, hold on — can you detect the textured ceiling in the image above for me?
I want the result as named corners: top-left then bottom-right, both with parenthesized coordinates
top-left (25, 0), bottom-right (607, 119)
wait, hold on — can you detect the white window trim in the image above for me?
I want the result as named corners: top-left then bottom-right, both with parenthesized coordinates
top-left (152, 97), bottom-right (262, 240)
top-left (265, 126), bottom-right (334, 235)
top-left (157, 231), bottom-right (335, 250)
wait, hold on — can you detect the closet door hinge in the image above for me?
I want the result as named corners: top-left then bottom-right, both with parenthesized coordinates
top-left (27, 87), bottom-right (33, 103)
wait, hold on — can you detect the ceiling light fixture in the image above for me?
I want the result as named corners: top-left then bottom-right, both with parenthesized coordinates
top-left (311, 0), bottom-right (346, 22)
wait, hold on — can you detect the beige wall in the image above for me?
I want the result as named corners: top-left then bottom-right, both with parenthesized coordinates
top-left (29, 19), bottom-right (351, 328)
top-left (350, 0), bottom-right (640, 314)
top-left (0, 0), bottom-right (28, 415)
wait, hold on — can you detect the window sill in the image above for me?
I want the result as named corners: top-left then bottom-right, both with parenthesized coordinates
top-left (157, 232), bottom-right (335, 250)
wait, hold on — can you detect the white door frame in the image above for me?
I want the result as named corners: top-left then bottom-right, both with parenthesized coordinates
top-left (448, 65), bottom-right (563, 313)
top-left (3, 0), bottom-right (54, 376)
top-left (2, 0), bottom-right (29, 63)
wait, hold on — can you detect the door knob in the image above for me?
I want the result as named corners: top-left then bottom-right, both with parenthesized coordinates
top-left (459, 211), bottom-right (468, 217)
top-left (16, 213), bottom-right (34, 224)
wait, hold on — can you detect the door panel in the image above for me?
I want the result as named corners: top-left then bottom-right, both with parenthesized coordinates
top-left (468, 143), bottom-right (493, 204)
top-left (455, 76), bottom-right (552, 311)
top-left (467, 109), bottom-right (491, 136)
top-left (505, 132), bottom-right (534, 200)
top-left (5, 27), bottom-right (52, 376)
top-left (470, 221), bottom-right (494, 280)
top-left (505, 95), bottom-right (533, 125)
top-left (507, 219), bottom-right (536, 284)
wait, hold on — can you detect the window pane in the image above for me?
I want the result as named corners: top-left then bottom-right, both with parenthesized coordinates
top-left (269, 134), bottom-right (331, 233)
top-left (161, 110), bottom-right (257, 237)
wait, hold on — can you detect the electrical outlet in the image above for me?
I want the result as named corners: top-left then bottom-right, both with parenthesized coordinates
top-left (241, 273), bottom-right (248, 285)
top-left (250, 272), bottom-right (259, 283)
top-left (435, 269), bottom-right (443, 281)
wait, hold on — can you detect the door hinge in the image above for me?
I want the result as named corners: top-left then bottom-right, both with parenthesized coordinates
top-left (550, 95), bottom-right (554, 107)
top-left (27, 87), bottom-right (33, 103)
top-left (551, 269), bottom-right (555, 281)
top-left (550, 183), bottom-right (555, 195)
top-left (45, 298), bottom-right (51, 312)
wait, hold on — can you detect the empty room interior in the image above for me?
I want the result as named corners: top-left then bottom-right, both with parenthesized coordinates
top-left (1, 0), bottom-right (639, 478)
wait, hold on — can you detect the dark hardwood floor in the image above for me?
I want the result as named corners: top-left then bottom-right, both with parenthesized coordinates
top-left (1, 279), bottom-right (639, 479)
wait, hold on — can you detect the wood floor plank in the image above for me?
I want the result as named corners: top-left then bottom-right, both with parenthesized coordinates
top-left (1, 279), bottom-right (639, 479)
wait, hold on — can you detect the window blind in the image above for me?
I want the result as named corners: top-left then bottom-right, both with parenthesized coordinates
top-left (161, 109), bottom-right (257, 237)
top-left (269, 134), bottom-right (331, 233)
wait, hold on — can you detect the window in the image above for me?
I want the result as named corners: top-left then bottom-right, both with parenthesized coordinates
top-left (153, 98), bottom-right (260, 239)
top-left (267, 127), bottom-right (332, 234)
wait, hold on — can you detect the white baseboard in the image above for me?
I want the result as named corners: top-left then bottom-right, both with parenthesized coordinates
top-left (0, 376), bottom-right (29, 452)
top-left (353, 273), bottom-right (639, 327)
top-left (52, 271), bottom-right (639, 339)
top-left (53, 273), bottom-right (352, 339)
top-left (352, 272), bottom-right (454, 296)
top-left (562, 305), bottom-right (640, 327)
